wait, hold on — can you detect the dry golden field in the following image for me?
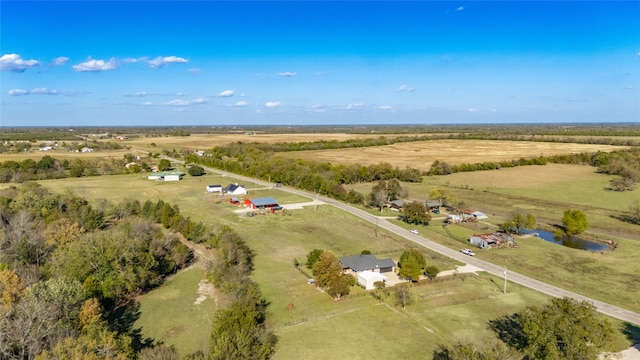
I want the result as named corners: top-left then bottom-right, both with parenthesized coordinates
top-left (122, 133), bottom-right (413, 152)
top-left (277, 139), bottom-right (630, 171)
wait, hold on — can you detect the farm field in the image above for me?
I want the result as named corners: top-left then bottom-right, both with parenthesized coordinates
top-left (279, 139), bottom-right (630, 171)
top-left (121, 133), bottom-right (412, 153)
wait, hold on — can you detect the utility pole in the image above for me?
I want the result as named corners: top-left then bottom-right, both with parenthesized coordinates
top-left (503, 268), bottom-right (507, 294)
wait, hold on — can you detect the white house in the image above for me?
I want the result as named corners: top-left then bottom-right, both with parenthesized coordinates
top-left (224, 183), bottom-right (247, 195)
top-left (357, 271), bottom-right (387, 290)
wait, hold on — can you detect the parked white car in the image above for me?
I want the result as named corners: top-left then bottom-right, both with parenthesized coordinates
top-left (410, 229), bottom-right (419, 235)
top-left (461, 249), bottom-right (476, 256)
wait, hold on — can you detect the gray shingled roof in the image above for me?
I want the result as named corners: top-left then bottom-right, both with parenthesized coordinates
top-left (248, 197), bottom-right (279, 207)
top-left (339, 254), bottom-right (395, 272)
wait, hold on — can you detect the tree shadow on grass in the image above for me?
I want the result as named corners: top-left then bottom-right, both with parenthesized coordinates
top-left (107, 298), bottom-right (155, 352)
top-left (488, 313), bottom-right (528, 351)
top-left (622, 322), bottom-right (640, 346)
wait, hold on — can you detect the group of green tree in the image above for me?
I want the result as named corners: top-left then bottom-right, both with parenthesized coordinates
top-left (0, 153), bottom-right (155, 183)
top-left (434, 297), bottom-right (621, 360)
top-left (305, 249), bottom-right (354, 300)
top-left (184, 144), bottom-right (421, 202)
top-left (0, 183), bottom-right (196, 359)
top-left (206, 226), bottom-right (278, 359)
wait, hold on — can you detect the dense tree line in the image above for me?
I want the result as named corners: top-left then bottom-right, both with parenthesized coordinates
top-left (0, 154), bottom-right (152, 183)
top-left (0, 184), bottom-right (196, 359)
top-left (185, 145), bottom-right (421, 202)
top-left (207, 226), bottom-right (278, 359)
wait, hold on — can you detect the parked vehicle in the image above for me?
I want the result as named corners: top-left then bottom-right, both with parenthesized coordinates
top-left (410, 229), bottom-right (419, 235)
top-left (461, 248), bottom-right (476, 256)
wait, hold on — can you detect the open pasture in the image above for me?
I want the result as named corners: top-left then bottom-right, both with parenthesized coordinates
top-left (278, 139), bottom-right (629, 172)
top-left (120, 133), bottom-right (410, 153)
top-left (135, 266), bottom-right (215, 356)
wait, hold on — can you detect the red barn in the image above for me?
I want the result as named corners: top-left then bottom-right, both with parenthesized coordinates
top-left (245, 197), bottom-right (280, 211)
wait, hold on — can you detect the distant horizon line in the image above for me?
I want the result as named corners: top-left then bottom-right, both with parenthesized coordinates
top-left (2, 121), bottom-right (639, 129)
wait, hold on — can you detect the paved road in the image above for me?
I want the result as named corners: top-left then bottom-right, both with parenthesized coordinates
top-left (168, 156), bottom-right (640, 326)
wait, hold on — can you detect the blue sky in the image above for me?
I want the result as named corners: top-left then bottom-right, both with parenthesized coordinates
top-left (1, 1), bottom-right (639, 126)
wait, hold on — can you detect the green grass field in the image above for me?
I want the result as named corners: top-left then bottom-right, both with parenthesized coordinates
top-left (14, 161), bottom-right (638, 358)
top-left (134, 266), bottom-right (215, 356)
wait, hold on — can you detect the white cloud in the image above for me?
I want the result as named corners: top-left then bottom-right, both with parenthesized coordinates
top-left (218, 90), bottom-right (235, 97)
top-left (147, 56), bottom-right (188, 68)
top-left (72, 58), bottom-right (118, 72)
top-left (166, 98), bottom-right (207, 106)
top-left (122, 57), bottom-right (143, 64)
top-left (456, 6), bottom-right (464, 11)
top-left (8, 89), bottom-right (28, 96)
top-left (124, 91), bottom-right (148, 97)
top-left (335, 103), bottom-right (364, 111)
top-left (53, 56), bottom-right (69, 65)
top-left (467, 108), bottom-right (479, 112)
top-left (167, 99), bottom-right (190, 106)
top-left (398, 84), bottom-right (415, 92)
top-left (278, 71), bottom-right (296, 77)
top-left (311, 104), bottom-right (327, 113)
top-left (0, 53), bottom-right (40, 72)
top-left (142, 101), bottom-right (153, 106)
top-left (379, 105), bottom-right (393, 110)
top-left (229, 100), bottom-right (249, 107)
top-left (265, 101), bottom-right (282, 107)
top-left (31, 87), bottom-right (59, 95)
top-left (187, 68), bottom-right (201, 73)
top-left (190, 98), bottom-right (208, 105)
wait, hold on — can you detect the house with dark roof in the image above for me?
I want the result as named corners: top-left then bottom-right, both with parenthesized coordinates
top-left (388, 199), bottom-right (405, 210)
top-left (339, 254), bottom-right (395, 276)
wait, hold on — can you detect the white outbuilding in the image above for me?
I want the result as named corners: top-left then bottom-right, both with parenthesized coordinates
top-left (357, 271), bottom-right (387, 290)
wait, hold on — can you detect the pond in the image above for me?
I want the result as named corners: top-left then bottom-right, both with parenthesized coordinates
top-left (524, 229), bottom-right (609, 252)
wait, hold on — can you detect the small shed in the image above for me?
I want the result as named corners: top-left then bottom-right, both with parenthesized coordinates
top-left (147, 171), bottom-right (185, 181)
top-left (472, 211), bottom-right (488, 220)
top-left (469, 233), bottom-right (502, 249)
top-left (206, 184), bottom-right (222, 193)
top-left (357, 271), bottom-right (387, 290)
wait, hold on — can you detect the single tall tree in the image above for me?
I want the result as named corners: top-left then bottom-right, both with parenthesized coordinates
top-left (401, 201), bottom-right (431, 225)
top-left (398, 249), bottom-right (426, 281)
top-left (562, 209), bottom-right (588, 235)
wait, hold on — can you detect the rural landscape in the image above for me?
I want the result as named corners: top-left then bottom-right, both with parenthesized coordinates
top-left (2, 1), bottom-right (639, 359)
top-left (0, 124), bottom-right (639, 359)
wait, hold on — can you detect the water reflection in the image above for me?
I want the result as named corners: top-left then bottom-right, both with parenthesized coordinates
top-left (524, 229), bottom-right (609, 252)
